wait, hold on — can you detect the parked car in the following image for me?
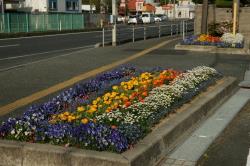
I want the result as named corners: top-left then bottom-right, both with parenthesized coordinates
top-left (154, 15), bottom-right (162, 22)
top-left (154, 14), bottom-right (168, 22)
top-left (141, 13), bottom-right (155, 24)
top-left (127, 15), bottom-right (143, 24)
top-left (117, 16), bottom-right (126, 24)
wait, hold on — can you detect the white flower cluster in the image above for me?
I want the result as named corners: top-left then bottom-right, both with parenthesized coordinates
top-left (221, 33), bottom-right (244, 44)
top-left (96, 66), bottom-right (218, 125)
top-left (10, 119), bottom-right (34, 139)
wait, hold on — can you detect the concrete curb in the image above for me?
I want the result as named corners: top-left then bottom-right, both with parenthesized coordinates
top-left (0, 77), bottom-right (237, 166)
top-left (175, 44), bottom-right (250, 55)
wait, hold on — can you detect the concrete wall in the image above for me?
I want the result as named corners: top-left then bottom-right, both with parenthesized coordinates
top-left (194, 5), bottom-right (250, 36)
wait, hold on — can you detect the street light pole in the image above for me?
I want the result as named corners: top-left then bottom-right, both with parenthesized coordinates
top-left (112, 0), bottom-right (117, 46)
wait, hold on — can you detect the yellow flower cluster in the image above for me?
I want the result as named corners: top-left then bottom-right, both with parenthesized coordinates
top-left (57, 111), bottom-right (77, 122)
top-left (52, 71), bottom-right (171, 124)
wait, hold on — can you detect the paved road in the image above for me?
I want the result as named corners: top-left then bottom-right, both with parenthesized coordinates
top-left (0, 20), bottom-right (193, 72)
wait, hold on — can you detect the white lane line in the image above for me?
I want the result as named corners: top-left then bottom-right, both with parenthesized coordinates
top-left (0, 31), bottom-right (103, 41)
top-left (246, 149), bottom-right (250, 166)
top-left (0, 44), bottom-right (20, 48)
top-left (0, 47), bottom-right (95, 72)
top-left (0, 45), bottom-right (94, 61)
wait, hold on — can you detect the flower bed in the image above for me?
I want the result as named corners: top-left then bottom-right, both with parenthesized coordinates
top-left (181, 34), bottom-right (244, 48)
top-left (0, 66), bottom-right (221, 153)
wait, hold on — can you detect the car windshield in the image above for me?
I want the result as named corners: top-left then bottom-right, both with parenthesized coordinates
top-left (129, 16), bottom-right (136, 18)
top-left (142, 14), bottom-right (149, 17)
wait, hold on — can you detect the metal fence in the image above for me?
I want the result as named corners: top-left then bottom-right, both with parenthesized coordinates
top-left (0, 13), bottom-right (109, 33)
top-left (101, 19), bottom-right (194, 47)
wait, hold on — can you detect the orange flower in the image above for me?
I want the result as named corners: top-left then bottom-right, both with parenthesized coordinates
top-left (81, 118), bottom-right (89, 124)
top-left (142, 91), bottom-right (148, 97)
top-left (111, 125), bottom-right (117, 129)
top-left (125, 101), bottom-right (131, 107)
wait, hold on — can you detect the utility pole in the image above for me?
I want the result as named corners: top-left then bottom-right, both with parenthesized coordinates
top-left (201, 0), bottom-right (208, 34)
top-left (112, 0), bottom-right (117, 46)
top-left (232, 0), bottom-right (238, 36)
top-left (173, 0), bottom-right (176, 19)
top-left (0, 0), bottom-right (4, 14)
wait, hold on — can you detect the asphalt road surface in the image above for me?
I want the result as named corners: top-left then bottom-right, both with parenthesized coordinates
top-left (0, 20), bottom-right (193, 72)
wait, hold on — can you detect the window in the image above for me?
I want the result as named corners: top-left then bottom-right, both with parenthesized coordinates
top-left (49, 0), bottom-right (57, 11)
top-left (65, 0), bottom-right (79, 11)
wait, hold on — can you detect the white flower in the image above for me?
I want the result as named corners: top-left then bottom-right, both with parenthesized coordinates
top-left (10, 129), bottom-right (15, 135)
top-left (221, 33), bottom-right (244, 44)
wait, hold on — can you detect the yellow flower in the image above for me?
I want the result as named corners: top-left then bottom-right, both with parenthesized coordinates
top-left (92, 100), bottom-right (98, 105)
top-left (105, 93), bottom-right (111, 97)
top-left (81, 118), bottom-right (89, 124)
top-left (112, 86), bottom-right (119, 90)
top-left (64, 112), bottom-right (70, 116)
top-left (103, 96), bottom-right (109, 101)
top-left (96, 97), bottom-right (101, 101)
top-left (77, 106), bottom-right (85, 112)
top-left (111, 92), bottom-right (117, 97)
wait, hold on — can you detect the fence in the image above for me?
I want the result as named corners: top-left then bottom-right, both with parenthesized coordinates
top-left (0, 13), bottom-right (109, 33)
top-left (101, 19), bottom-right (194, 47)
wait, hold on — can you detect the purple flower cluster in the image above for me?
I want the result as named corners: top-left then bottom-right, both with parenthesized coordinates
top-left (181, 35), bottom-right (244, 48)
top-left (0, 66), bottom-right (136, 153)
top-left (22, 66), bottom-right (137, 124)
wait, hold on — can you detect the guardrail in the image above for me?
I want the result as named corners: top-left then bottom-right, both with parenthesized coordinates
top-left (101, 19), bottom-right (194, 47)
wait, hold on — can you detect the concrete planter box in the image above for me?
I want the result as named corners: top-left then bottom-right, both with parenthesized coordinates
top-left (175, 40), bottom-right (250, 55)
top-left (0, 77), bottom-right (237, 166)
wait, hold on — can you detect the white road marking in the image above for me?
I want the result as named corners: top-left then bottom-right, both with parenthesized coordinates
top-left (198, 135), bottom-right (208, 138)
top-left (246, 149), bottom-right (250, 166)
top-left (0, 44), bottom-right (20, 48)
top-left (0, 30), bottom-right (103, 41)
top-left (0, 47), bottom-right (95, 72)
top-left (0, 45), bottom-right (94, 61)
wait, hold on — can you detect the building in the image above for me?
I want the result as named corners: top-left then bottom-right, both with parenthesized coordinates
top-left (176, 0), bottom-right (195, 19)
top-left (6, 0), bottom-right (82, 13)
top-left (155, 0), bottom-right (195, 19)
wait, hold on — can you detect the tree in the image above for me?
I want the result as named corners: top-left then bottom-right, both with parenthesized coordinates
top-left (160, 0), bottom-right (170, 5)
top-left (201, 0), bottom-right (208, 34)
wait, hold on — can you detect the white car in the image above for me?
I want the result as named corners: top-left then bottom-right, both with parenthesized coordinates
top-left (117, 16), bottom-right (126, 23)
top-left (127, 15), bottom-right (142, 24)
top-left (154, 15), bottom-right (162, 22)
top-left (141, 13), bottom-right (155, 24)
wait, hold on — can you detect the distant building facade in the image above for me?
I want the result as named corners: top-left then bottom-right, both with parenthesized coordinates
top-left (6, 0), bottom-right (82, 13)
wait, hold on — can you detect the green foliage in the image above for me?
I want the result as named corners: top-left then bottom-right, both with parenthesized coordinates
top-left (215, 0), bottom-right (232, 8)
top-left (160, 0), bottom-right (170, 5)
top-left (208, 21), bottom-right (233, 37)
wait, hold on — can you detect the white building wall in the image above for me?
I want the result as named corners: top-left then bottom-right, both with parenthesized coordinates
top-left (21, 0), bottom-right (82, 13)
top-left (24, 0), bottom-right (48, 12)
